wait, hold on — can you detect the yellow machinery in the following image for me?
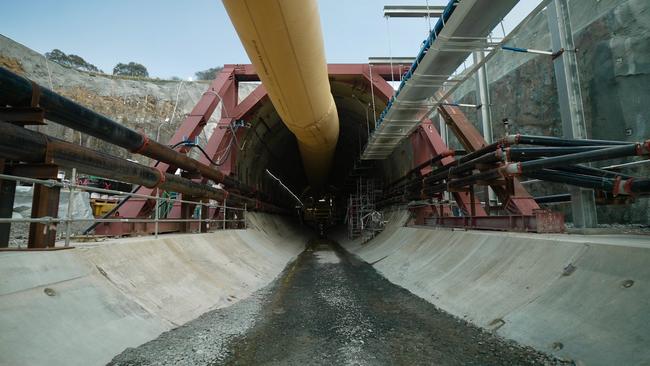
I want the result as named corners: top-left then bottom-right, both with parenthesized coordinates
top-left (223, 0), bottom-right (340, 188)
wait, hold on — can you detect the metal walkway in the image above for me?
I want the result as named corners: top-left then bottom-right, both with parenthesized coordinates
top-left (362, 0), bottom-right (519, 160)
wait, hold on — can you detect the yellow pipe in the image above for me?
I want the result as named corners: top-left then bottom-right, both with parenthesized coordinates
top-left (223, 0), bottom-right (339, 188)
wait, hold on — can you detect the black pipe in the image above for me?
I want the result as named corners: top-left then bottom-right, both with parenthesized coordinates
top-left (527, 169), bottom-right (614, 191)
top-left (0, 121), bottom-right (276, 209)
top-left (556, 164), bottom-right (634, 179)
top-left (511, 144), bottom-right (643, 174)
top-left (0, 67), bottom-right (144, 151)
top-left (449, 150), bottom-right (502, 177)
top-left (515, 134), bottom-right (629, 147)
top-left (506, 146), bottom-right (611, 160)
top-left (0, 67), bottom-right (257, 196)
top-left (526, 169), bottom-right (650, 195)
top-left (534, 194), bottom-right (572, 204)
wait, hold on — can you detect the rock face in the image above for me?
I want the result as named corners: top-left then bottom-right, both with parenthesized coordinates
top-left (0, 34), bottom-right (254, 165)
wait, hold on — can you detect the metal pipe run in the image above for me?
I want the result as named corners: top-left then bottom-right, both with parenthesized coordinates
top-left (528, 169), bottom-right (650, 196)
top-left (505, 146), bottom-right (613, 160)
top-left (513, 134), bottom-right (630, 147)
top-left (503, 142), bottom-right (650, 175)
top-left (0, 121), bottom-right (276, 210)
top-left (0, 67), bottom-right (255, 195)
top-left (534, 194), bottom-right (572, 204)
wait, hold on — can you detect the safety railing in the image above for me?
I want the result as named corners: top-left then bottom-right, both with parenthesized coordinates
top-left (0, 169), bottom-right (247, 248)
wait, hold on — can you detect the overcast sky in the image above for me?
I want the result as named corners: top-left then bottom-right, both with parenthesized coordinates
top-left (3, 0), bottom-right (541, 79)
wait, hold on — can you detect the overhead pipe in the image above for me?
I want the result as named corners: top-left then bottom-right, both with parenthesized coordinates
top-left (0, 121), bottom-right (283, 211)
top-left (223, 0), bottom-right (339, 188)
top-left (0, 67), bottom-right (256, 195)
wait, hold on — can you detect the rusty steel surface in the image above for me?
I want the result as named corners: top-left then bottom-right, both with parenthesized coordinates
top-left (412, 120), bottom-right (487, 216)
top-left (28, 174), bottom-right (60, 248)
top-left (438, 104), bottom-right (540, 215)
top-left (0, 122), bottom-right (269, 211)
top-left (419, 210), bottom-right (565, 233)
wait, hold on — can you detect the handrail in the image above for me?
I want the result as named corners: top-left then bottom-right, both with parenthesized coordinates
top-left (0, 172), bottom-right (246, 248)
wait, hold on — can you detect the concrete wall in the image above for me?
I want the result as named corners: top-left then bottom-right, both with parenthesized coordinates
top-left (336, 211), bottom-right (650, 365)
top-left (0, 213), bottom-right (306, 366)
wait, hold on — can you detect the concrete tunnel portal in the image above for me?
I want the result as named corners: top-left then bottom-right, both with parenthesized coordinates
top-left (1, 0), bottom-right (650, 365)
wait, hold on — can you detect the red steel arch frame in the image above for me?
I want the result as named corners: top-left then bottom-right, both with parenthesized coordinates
top-left (96, 63), bottom-right (560, 236)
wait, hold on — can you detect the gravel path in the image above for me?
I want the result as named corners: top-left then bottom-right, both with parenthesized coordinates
top-left (109, 239), bottom-right (574, 366)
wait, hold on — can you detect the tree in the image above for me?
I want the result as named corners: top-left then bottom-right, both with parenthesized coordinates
top-left (113, 62), bottom-right (149, 78)
top-left (194, 66), bottom-right (223, 80)
top-left (45, 49), bottom-right (102, 73)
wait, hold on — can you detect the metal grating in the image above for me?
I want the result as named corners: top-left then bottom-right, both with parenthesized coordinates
top-left (362, 0), bottom-right (519, 160)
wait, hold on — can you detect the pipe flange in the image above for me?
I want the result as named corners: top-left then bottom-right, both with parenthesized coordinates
top-left (623, 178), bottom-right (635, 196)
top-left (131, 133), bottom-right (150, 154)
top-left (636, 140), bottom-right (650, 156)
top-left (612, 176), bottom-right (622, 197)
top-left (146, 166), bottom-right (166, 189)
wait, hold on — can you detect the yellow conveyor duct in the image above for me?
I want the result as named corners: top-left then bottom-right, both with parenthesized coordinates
top-left (223, 0), bottom-right (339, 188)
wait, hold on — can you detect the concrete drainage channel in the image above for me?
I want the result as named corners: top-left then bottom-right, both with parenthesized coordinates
top-left (1, 211), bottom-right (649, 365)
top-left (109, 239), bottom-right (568, 366)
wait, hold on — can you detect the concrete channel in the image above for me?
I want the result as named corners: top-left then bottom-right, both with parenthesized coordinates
top-left (1, 211), bottom-right (649, 365)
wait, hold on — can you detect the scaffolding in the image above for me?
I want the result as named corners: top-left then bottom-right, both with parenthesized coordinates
top-left (346, 178), bottom-right (384, 241)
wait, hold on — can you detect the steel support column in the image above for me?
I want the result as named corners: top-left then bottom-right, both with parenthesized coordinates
top-left (27, 165), bottom-right (60, 248)
top-left (548, 0), bottom-right (597, 228)
top-left (0, 161), bottom-right (16, 247)
top-left (473, 50), bottom-right (497, 209)
top-left (415, 120), bottom-right (486, 216)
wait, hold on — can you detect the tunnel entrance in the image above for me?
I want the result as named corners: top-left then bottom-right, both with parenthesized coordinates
top-left (234, 72), bottom-right (391, 232)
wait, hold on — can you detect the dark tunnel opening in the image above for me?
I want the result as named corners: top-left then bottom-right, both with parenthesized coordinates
top-left (235, 79), bottom-right (387, 226)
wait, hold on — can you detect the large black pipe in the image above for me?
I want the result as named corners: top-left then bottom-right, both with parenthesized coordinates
top-left (506, 146), bottom-right (611, 160)
top-left (534, 194), bottom-right (572, 204)
top-left (504, 143), bottom-right (647, 175)
top-left (0, 67), bottom-right (256, 195)
top-left (0, 121), bottom-right (281, 210)
top-left (515, 134), bottom-right (629, 147)
top-left (556, 164), bottom-right (634, 179)
top-left (0, 67), bottom-right (143, 150)
top-left (527, 169), bottom-right (650, 196)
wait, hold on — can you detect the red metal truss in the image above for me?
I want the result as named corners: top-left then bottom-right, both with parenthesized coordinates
top-left (411, 119), bottom-right (487, 217)
top-left (438, 104), bottom-right (540, 215)
top-left (115, 67), bottom-right (239, 220)
top-left (228, 63), bottom-right (411, 82)
top-left (98, 64), bottom-right (397, 235)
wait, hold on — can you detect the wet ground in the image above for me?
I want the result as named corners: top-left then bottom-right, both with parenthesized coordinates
top-left (110, 239), bottom-right (573, 366)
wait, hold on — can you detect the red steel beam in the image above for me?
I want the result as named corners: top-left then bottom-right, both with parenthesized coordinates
top-left (228, 63), bottom-right (412, 82)
top-left (413, 119), bottom-right (487, 217)
top-left (118, 67), bottom-right (238, 219)
top-left (420, 210), bottom-right (565, 233)
top-left (439, 104), bottom-right (540, 215)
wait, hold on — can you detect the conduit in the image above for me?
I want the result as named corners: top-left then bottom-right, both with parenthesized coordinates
top-left (223, 0), bottom-right (339, 188)
top-left (0, 121), bottom-right (281, 210)
top-left (0, 67), bottom-right (255, 196)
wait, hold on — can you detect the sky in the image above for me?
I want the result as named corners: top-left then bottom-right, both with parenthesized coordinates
top-left (2, 0), bottom-right (541, 80)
